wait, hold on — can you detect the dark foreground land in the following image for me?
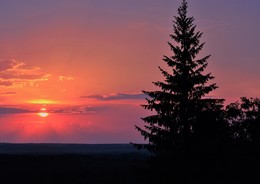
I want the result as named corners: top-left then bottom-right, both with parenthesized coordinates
top-left (0, 144), bottom-right (151, 184)
top-left (0, 143), bottom-right (259, 184)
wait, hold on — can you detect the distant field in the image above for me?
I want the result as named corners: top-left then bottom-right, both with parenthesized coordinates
top-left (0, 143), bottom-right (152, 184)
top-left (0, 143), bottom-right (259, 184)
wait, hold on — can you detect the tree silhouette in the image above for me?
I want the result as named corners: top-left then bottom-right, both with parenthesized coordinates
top-left (226, 97), bottom-right (260, 141)
top-left (134, 0), bottom-right (224, 157)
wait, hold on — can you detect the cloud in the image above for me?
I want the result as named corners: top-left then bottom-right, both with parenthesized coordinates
top-left (0, 106), bottom-right (34, 114)
top-left (0, 81), bottom-right (13, 87)
top-left (58, 75), bottom-right (75, 82)
top-left (50, 106), bottom-right (96, 114)
top-left (0, 92), bottom-right (17, 95)
top-left (0, 59), bottom-right (50, 88)
top-left (0, 73), bottom-right (48, 80)
top-left (0, 105), bottom-right (97, 115)
top-left (80, 93), bottom-right (147, 101)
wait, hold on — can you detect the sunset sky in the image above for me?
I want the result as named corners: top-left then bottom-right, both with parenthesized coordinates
top-left (0, 0), bottom-right (259, 143)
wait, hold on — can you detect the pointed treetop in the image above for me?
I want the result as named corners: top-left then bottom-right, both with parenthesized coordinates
top-left (179, 0), bottom-right (188, 15)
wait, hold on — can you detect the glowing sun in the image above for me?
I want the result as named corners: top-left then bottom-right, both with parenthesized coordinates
top-left (38, 112), bottom-right (49, 117)
top-left (38, 107), bottom-right (49, 117)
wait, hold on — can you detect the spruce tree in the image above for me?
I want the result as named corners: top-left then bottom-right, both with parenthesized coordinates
top-left (134, 0), bottom-right (224, 157)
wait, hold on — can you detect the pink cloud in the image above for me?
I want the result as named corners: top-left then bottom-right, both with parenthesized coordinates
top-left (0, 92), bottom-right (17, 95)
top-left (0, 59), bottom-right (50, 88)
top-left (0, 81), bottom-right (13, 87)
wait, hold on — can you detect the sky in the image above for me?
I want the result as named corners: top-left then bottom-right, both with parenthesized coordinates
top-left (0, 0), bottom-right (259, 143)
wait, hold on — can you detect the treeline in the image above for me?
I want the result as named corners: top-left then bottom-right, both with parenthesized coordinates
top-left (193, 97), bottom-right (260, 143)
top-left (133, 1), bottom-right (260, 159)
top-left (225, 97), bottom-right (260, 141)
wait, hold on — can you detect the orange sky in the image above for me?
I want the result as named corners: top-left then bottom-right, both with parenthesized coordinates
top-left (0, 0), bottom-right (259, 105)
top-left (0, 0), bottom-right (259, 143)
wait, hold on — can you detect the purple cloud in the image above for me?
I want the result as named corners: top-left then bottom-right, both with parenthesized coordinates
top-left (0, 107), bottom-right (34, 114)
top-left (80, 93), bottom-right (147, 101)
top-left (0, 104), bottom-right (98, 115)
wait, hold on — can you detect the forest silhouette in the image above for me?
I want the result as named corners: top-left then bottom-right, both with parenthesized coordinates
top-left (132, 0), bottom-right (260, 183)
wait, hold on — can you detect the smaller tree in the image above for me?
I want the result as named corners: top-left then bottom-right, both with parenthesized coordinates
top-left (226, 97), bottom-right (260, 141)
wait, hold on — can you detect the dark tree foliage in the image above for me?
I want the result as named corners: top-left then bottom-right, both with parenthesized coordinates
top-left (134, 0), bottom-right (224, 157)
top-left (226, 97), bottom-right (260, 141)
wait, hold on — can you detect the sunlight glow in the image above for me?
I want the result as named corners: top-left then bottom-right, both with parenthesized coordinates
top-left (38, 112), bottom-right (49, 118)
top-left (40, 107), bottom-right (47, 111)
top-left (38, 107), bottom-right (49, 117)
top-left (29, 99), bottom-right (57, 104)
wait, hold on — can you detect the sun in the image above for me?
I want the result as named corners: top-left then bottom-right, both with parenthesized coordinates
top-left (40, 107), bottom-right (47, 111)
top-left (38, 112), bottom-right (49, 117)
top-left (38, 107), bottom-right (49, 117)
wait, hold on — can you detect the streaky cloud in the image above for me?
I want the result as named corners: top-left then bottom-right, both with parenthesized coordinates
top-left (0, 107), bottom-right (34, 114)
top-left (0, 81), bottom-right (13, 87)
top-left (0, 92), bottom-right (17, 95)
top-left (80, 93), bottom-right (147, 101)
top-left (50, 106), bottom-right (96, 114)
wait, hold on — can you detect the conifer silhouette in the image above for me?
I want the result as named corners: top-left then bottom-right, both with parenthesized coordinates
top-left (134, 0), bottom-right (224, 157)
